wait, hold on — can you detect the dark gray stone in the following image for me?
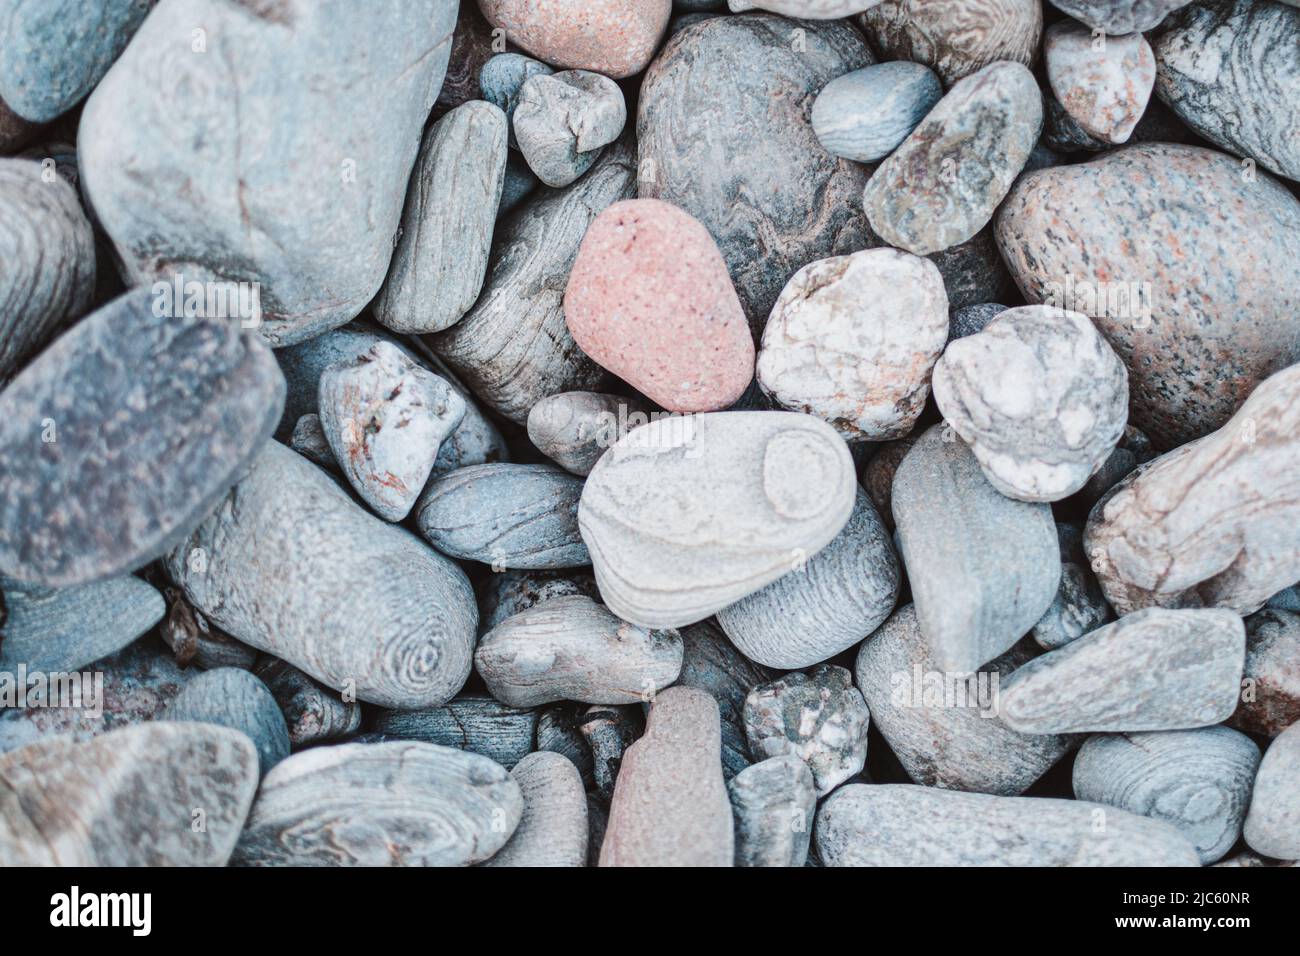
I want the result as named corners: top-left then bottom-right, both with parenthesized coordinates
top-left (370, 693), bottom-right (538, 770)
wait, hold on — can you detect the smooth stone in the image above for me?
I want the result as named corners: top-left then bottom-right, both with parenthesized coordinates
top-left (1000, 608), bottom-right (1246, 734)
top-left (369, 693), bottom-right (538, 770)
top-left (1244, 720), bottom-right (1300, 859)
top-left (860, 436), bottom-right (917, 534)
top-left (1231, 609), bottom-right (1300, 737)
top-left (579, 411), bottom-right (857, 628)
top-left (811, 62), bottom-right (943, 163)
top-left (477, 0), bottom-right (671, 79)
top-left (730, 0), bottom-right (885, 13)
top-left (79, 0), bottom-right (457, 347)
top-left (1072, 726), bottom-right (1261, 864)
top-left (1045, 20), bottom-right (1154, 145)
top-left (232, 741), bottom-right (523, 867)
top-left (477, 568), bottom-right (600, 632)
top-left (0, 722), bottom-right (258, 866)
top-left (0, 287), bottom-right (284, 587)
top-left (1033, 558), bottom-right (1112, 651)
top-left (743, 665), bottom-right (871, 797)
top-left (816, 784), bottom-right (1200, 866)
top-left (863, 61), bottom-right (1042, 257)
top-left (1075, 423), bottom-right (1156, 510)
top-left (1083, 364), bottom-right (1300, 616)
top-left (158, 586), bottom-right (259, 672)
top-left (514, 71), bottom-right (625, 188)
top-left (289, 414), bottom-right (336, 472)
top-left (318, 341), bottom-right (467, 521)
top-left (756, 248), bottom-right (949, 442)
top-left (436, 2), bottom-right (499, 113)
top-left (373, 100), bottom-right (508, 335)
top-left (728, 755), bottom-right (817, 867)
top-left (430, 141), bottom-right (634, 424)
top-left (479, 53), bottom-right (555, 149)
top-left (475, 594), bottom-right (683, 707)
top-left (950, 302), bottom-right (1007, 340)
top-left (526, 391), bottom-right (651, 476)
top-left (891, 424), bottom-right (1060, 672)
top-left (166, 441), bottom-right (477, 710)
top-left (162, 667), bottom-right (291, 778)
top-left (416, 463), bottom-right (588, 569)
top-left (1153, 0), bottom-right (1300, 182)
top-left (599, 686), bottom-right (734, 866)
top-left (566, 198), bottom-right (754, 413)
top-left (995, 143), bottom-right (1300, 449)
top-left (638, 14), bottom-right (874, 332)
top-left (0, 158), bottom-right (95, 385)
top-left (717, 487), bottom-right (899, 669)
top-left (856, 605), bottom-right (1076, 795)
top-left (485, 751), bottom-right (588, 867)
top-left (254, 658), bottom-right (362, 747)
top-left (579, 705), bottom-right (642, 800)
top-left (1049, 0), bottom-right (1195, 32)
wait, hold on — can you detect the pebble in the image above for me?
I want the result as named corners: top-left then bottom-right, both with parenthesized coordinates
top-left (1049, 0), bottom-right (1195, 32)
top-left (1153, 0), bottom-right (1300, 182)
top-left (0, 158), bottom-right (95, 384)
top-left (1244, 720), bottom-right (1300, 860)
top-left (1084, 364), bottom-right (1300, 616)
top-left (369, 693), bottom-right (538, 771)
top-left (931, 305), bottom-right (1129, 502)
top-left (816, 784), bottom-right (1200, 866)
top-left (579, 411), bottom-right (857, 628)
top-left (254, 658), bottom-right (362, 747)
top-left (288, 414), bottom-right (337, 472)
top-left (162, 668), bottom-right (291, 778)
top-left (856, 605), bottom-right (1076, 795)
top-left (717, 488), bottom-right (899, 669)
top-left (475, 594), bottom-right (683, 707)
top-left (231, 741), bottom-right (523, 867)
top-left (1076, 423), bottom-right (1156, 510)
top-left (638, 14), bottom-right (874, 330)
top-left (743, 665), bottom-right (871, 797)
top-left (478, 0), bottom-right (671, 79)
top-left (373, 100), bottom-right (508, 335)
top-left (166, 441), bottom-right (477, 710)
top-left (319, 341), bottom-right (467, 521)
top-left (862, 61), bottom-right (1043, 257)
top-left (1045, 20), bottom-right (1154, 146)
top-left (526, 391), bottom-right (650, 476)
top-left (599, 686), bottom-right (734, 866)
top-left (515, 71), bottom-right (626, 188)
top-left (860, 437), bottom-right (917, 534)
top-left (949, 302), bottom-right (1007, 340)
top-left (0, 722), bottom-right (258, 866)
top-left (1072, 726), bottom-right (1261, 864)
top-left (580, 705), bottom-right (643, 800)
top-left (1032, 553), bottom-right (1113, 651)
top-left (756, 248), bottom-right (949, 442)
top-left (0, 287), bottom-right (285, 588)
top-left (79, 0), bottom-right (458, 347)
top-left (999, 608), bottom-right (1246, 734)
top-left (416, 463), bottom-right (589, 569)
top-left (891, 423), bottom-right (1060, 672)
top-left (567, 199), bottom-right (754, 412)
top-left (811, 62), bottom-right (943, 163)
top-left (1230, 609), bottom-right (1300, 738)
top-left (477, 568), bottom-right (600, 632)
top-left (484, 751), bottom-right (588, 867)
top-left (479, 53), bottom-right (555, 148)
top-left (728, 755), bottom-right (817, 868)
top-left (996, 143), bottom-right (1300, 448)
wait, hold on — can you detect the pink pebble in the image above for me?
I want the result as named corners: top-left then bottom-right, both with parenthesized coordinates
top-left (564, 198), bottom-right (755, 413)
top-left (477, 0), bottom-right (670, 80)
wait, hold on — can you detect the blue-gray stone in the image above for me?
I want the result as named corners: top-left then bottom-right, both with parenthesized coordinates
top-left (480, 52), bottom-right (555, 149)
top-left (812, 61), bottom-right (943, 163)
top-left (163, 667), bottom-right (292, 777)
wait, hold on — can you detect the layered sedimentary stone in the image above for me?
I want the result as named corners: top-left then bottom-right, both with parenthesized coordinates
top-left (1231, 609), bottom-right (1300, 737)
top-left (1045, 20), bottom-right (1154, 145)
top-left (477, 0), bottom-right (671, 79)
top-left (369, 694), bottom-right (537, 770)
top-left (526, 392), bottom-right (650, 476)
top-left (811, 62), bottom-right (943, 163)
top-left (163, 668), bottom-right (291, 778)
top-left (485, 751), bottom-right (588, 867)
top-left (514, 71), bottom-right (625, 187)
top-left (1244, 721), bottom-right (1300, 860)
top-left (728, 755), bottom-right (817, 868)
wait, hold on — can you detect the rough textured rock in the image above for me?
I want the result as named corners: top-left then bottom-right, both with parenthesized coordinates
top-left (0, 287), bottom-right (284, 588)
top-left (816, 783), bottom-right (1200, 866)
top-left (1072, 726), bottom-right (1261, 864)
top-left (1045, 20), bottom-right (1154, 145)
top-left (477, 568), bottom-right (600, 632)
top-left (479, 53), bottom-right (555, 148)
top-left (1231, 609), bottom-right (1300, 738)
top-left (476, 594), bottom-right (683, 707)
top-left (863, 61), bottom-right (1042, 257)
top-left (1033, 558), bottom-right (1112, 651)
top-left (373, 100), bottom-right (507, 335)
top-left (437, 2), bottom-right (499, 113)
top-left (369, 694), bottom-right (537, 770)
top-left (485, 751), bottom-right (587, 866)
top-left (599, 687), bottom-right (734, 866)
top-left (579, 705), bottom-right (642, 800)
top-left (79, 0), bottom-right (458, 347)
top-left (232, 741), bottom-right (523, 867)
top-left (1048, 0), bottom-right (1195, 33)
top-left (996, 144), bottom-right (1300, 448)
top-left (728, 755), bottom-right (817, 867)
top-left (1076, 423), bottom-right (1156, 510)
top-left (167, 441), bottom-right (477, 710)
top-left (566, 198), bottom-right (754, 413)
top-left (1244, 720), bottom-right (1300, 860)
top-left (811, 62), bottom-right (943, 163)
top-left (526, 391), bottom-right (650, 476)
top-left (0, 722), bottom-right (258, 866)
top-left (860, 436), bottom-right (916, 534)
top-left (892, 424), bottom-right (1060, 672)
top-left (288, 414), bottom-right (336, 472)
top-left (254, 658), bottom-right (361, 747)
top-left (580, 411), bottom-right (857, 628)
top-left (477, 0), bottom-right (671, 79)
top-left (1000, 608), bottom-right (1246, 734)
top-left (756, 249), bottom-right (949, 442)
top-left (163, 667), bottom-right (291, 778)
top-left (515, 71), bottom-right (625, 187)
top-left (638, 14), bottom-right (874, 332)
top-left (1083, 364), bottom-right (1300, 616)
top-left (932, 305), bottom-right (1129, 502)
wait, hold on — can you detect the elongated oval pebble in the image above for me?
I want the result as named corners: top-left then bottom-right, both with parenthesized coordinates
top-left (1244, 720), bottom-right (1300, 860)
top-left (163, 667), bottom-right (291, 778)
top-left (1230, 609), bottom-right (1300, 737)
top-left (485, 751), bottom-right (588, 867)
top-left (1046, 20), bottom-right (1154, 145)
top-left (477, 0), bottom-right (670, 79)
top-left (728, 755), bottom-right (817, 868)
top-left (370, 693), bottom-right (538, 770)
top-left (812, 62), bottom-right (943, 163)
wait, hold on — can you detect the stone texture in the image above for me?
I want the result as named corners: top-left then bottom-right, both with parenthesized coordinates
top-left (254, 658), bottom-right (362, 747)
top-left (515, 71), bottom-right (625, 187)
top-left (579, 705), bottom-right (642, 800)
top-left (159, 593), bottom-right (258, 672)
top-left (756, 249), bottom-right (948, 442)
top-left (1033, 556), bottom-right (1112, 651)
top-left (479, 53), bottom-right (555, 149)
top-left (477, 0), bottom-right (671, 79)
top-left (163, 667), bottom-right (291, 778)
top-left (579, 411), bottom-right (857, 628)
top-left (860, 436), bottom-right (916, 534)
top-left (369, 693), bottom-right (538, 770)
top-left (1231, 609), bottom-right (1300, 738)
top-left (1076, 423), bottom-right (1156, 510)
top-left (477, 568), bottom-right (600, 632)
top-left (1045, 20), bottom-right (1154, 145)
top-left (1244, 720), bottom-right (1300, 860)
top-left (437, 2), bottom-right (499, 113)
top-left (485, 751), bottom-right (587, 866)
top-left (811, 62), bottom-right (943, 163)
top-left (728, 755), bottom-right (816, 867)
top-left (1048, 0), bottom-right (1195, 32)
top-left (526, 391), bottom-right (650, 476)
top-left (288, 414), bottom-right (336, 471)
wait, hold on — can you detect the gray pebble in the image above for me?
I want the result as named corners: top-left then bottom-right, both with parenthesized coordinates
top-left (812, 62), bottom-right (942, 163)
top-left (536, 703), bottom-right (597, 787)
top-left (1244, 720), bottom-right (1300, 860)
top-left (485, 751), bottom-right (588, 867)
top-left (526, 391), bottom-right (650, 476)
top-left (728, 755), bottom-right (817, 868)
top-left (163, 667), bottom-right (290, 778)
top-left (254, 658), bottom-right (362, 747)
top-left (1075, 424), bottom-right (1156, 510)
top-left (949, 302), bottom-right (1007, 340)
top-left (499, 151), bottom-right (538, 216)
top-left (477, 568), bottom-right (600, 633)
top-left (369, 693), bottom-right (538, 770)
top-left (288, 414), bottom-right (337, 472)
top-left (860, 436), bottom-right (917, 534)
top-left (1032, 560), bottom-right (1113, 651)
top-left (1048, 0), bottom-right (1195, 33)
top-left (580, 704), bottom-right (643, 800)
top-left (1231, 608), bottom-right (1300, 737)
top-left (515, 71), bottom-right (625, 188)
top-left (479, 52), bottom-right (555, 149)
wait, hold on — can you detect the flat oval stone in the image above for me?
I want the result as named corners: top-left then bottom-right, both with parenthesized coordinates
top-left (566, 198), bottom-right (754, 413)
top-left (478, 0), bottom-right (670, 79)
top-left (1231, 609), bottom-right (1300, 738)
top-left (728, 754), bottom-right (816, 868)
top-left (231, 741), bottom-right (523, 867)
top-left (254, 658), bottom-right (362, 747)
top-left (1244, 720), bottom-right (1300, 860)
top-left (526, 391), bottom-right (650, 476)
top-left (0, 287), bottom-right (285, 587)
top-left (370, 693), bottom-right (538, 770)
top-left (756, 248), bottom-right (949, 441)
top-left (996, 144), bottom-right (1300, 448)
top-left (166, 441), bottom-right (477, 710)
top-left (484, 751), bottom-right (588, 867)
top-left (1049, 0), bottom-right (1197, 35)
top-left (1072, 726), bottom-right (1261, 864)
top-left (579, 411), bottom-right (857, 628)
top-left (163, 667), bottom-right (292, 778)
top-left (1046, 20), bottom-right (1154, 145)
top-left (514, 71), bottom-right (626, 188)
top-left (811, 61), bottom-right (943, 163)
top-left (863, 61), bottom-right (1043, 256)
